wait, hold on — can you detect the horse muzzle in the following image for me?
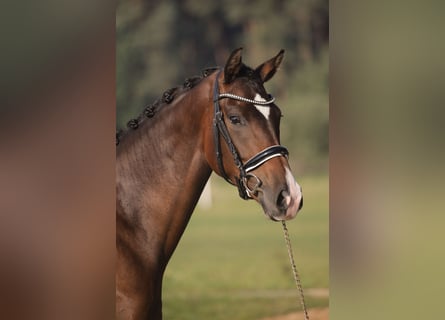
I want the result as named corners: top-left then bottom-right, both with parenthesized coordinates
top-left (256, 167), bottom-right (303, 221)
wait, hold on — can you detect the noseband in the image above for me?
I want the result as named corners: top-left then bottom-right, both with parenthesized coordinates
top-left (212, 70), bottom-right (289, 200)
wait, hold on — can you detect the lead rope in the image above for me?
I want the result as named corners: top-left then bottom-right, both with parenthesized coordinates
top-left (281, 221), bottom-right (309, 320)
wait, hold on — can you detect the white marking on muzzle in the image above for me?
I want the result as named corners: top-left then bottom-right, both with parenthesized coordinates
top-left (254, 94), bottom-right (270, 119)
top-left (285, 167), bottom-right (302, 218)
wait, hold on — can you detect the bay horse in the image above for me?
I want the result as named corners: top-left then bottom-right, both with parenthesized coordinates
top-left (116, 48), bottom-right (303, 320)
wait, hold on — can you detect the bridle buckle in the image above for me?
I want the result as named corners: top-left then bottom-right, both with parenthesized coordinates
top-left (243, 173), bottom-right (262, 198)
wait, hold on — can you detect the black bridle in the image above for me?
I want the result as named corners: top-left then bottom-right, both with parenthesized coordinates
top-left (212, 70), bottom-right (289, 200)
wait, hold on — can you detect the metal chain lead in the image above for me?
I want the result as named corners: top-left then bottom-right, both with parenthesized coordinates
top-left (281, 221), bottom-right (309, 320)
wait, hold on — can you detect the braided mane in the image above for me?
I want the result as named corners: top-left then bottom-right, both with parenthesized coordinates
top-left (116, 67), bottom-right (219, 146)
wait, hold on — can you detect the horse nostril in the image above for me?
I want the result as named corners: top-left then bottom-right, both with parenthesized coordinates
top-left (299, 196), bottom-right (303, 210)
top-left (277, 189), bottom-right (290, 211)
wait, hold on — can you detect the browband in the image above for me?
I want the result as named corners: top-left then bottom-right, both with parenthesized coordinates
top-left (217, 93), bottom-right (275, 105)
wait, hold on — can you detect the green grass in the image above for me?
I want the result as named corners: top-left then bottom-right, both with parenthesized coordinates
top-left (163, 174), bottom-right (328, 319)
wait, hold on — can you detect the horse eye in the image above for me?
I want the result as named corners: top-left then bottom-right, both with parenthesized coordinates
top-left (229, 115), bottom-right (241, 125)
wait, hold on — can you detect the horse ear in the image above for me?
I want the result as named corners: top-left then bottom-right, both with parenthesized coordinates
top-left (255, 49), bottom-right (285, 83)
top-left (224, 47), bottom-right (243, 83)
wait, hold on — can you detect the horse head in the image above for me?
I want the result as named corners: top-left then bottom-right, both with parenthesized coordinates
top-left (204, 48), bottom-right (303, 221)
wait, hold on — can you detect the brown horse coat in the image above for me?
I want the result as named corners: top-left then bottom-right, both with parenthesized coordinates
top-left (116, 48), bottom-right (302, 320)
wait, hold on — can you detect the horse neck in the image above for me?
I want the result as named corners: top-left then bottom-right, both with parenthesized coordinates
top-left (117, 81), bottom-right (213, 264)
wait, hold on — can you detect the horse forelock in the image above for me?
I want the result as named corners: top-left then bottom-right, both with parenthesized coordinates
top-left (229, 68), bottom-right (268, 99)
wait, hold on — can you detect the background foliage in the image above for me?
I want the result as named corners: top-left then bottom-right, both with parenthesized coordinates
top-left (117, 0), bottom-right (328, 173)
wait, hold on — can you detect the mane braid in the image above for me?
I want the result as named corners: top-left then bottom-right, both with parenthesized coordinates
top-left (116, 67), bottom-right (219, 146)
